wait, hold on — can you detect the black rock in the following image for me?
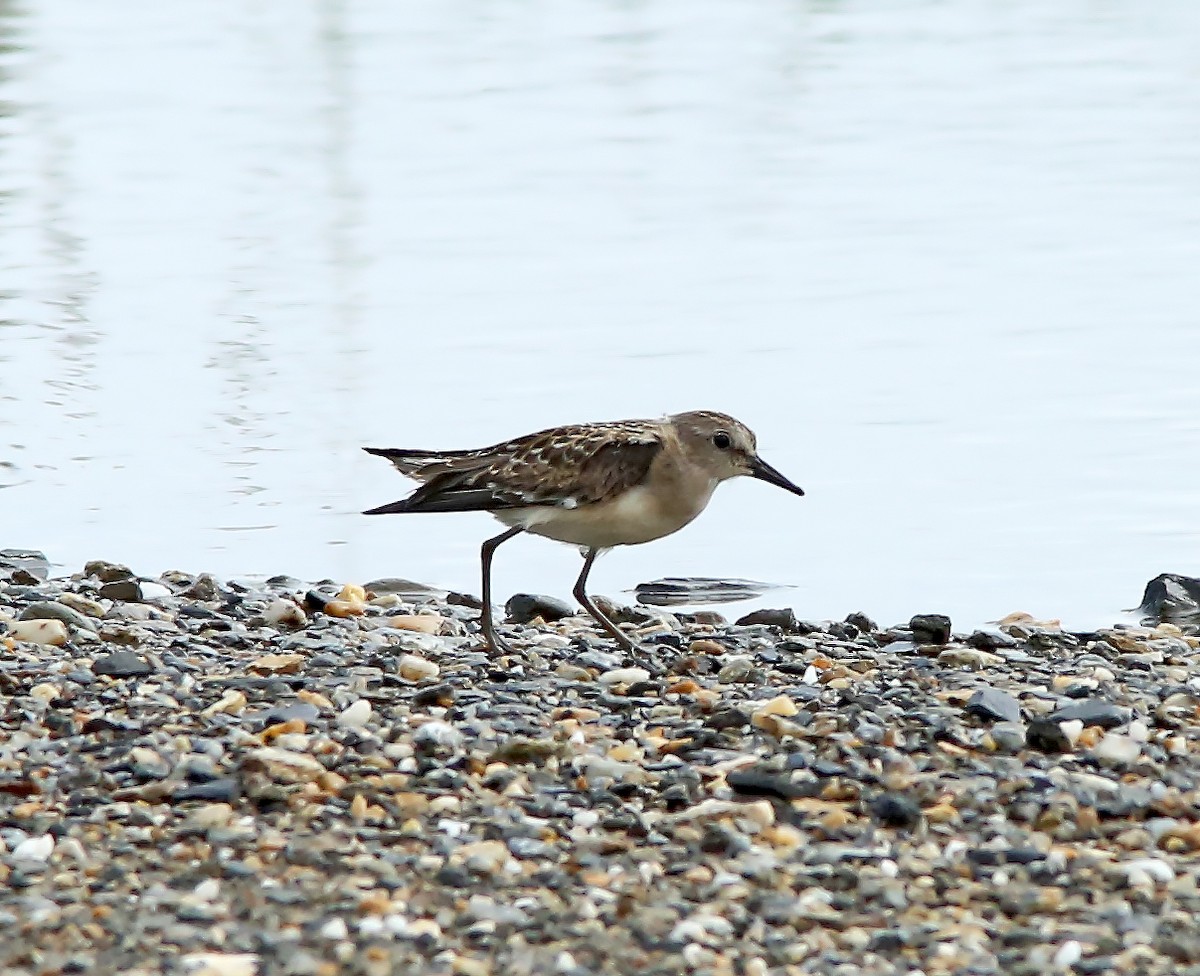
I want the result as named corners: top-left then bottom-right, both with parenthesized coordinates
top-left (910, 614), bottom-right (952, 645)
top-left (84, 559), bottom-right (134, 582)
top-left (364, 577), bottom-right (442, 598)
top-left (734, 608), bottom-right (798, 631)
top-left (868, 930), bottom-right (909, 952)
top-left (727, 767), bottom-right (805, 800)
top-left (412, 683), bottom-right (457, 708)
top-left (99, 580), bottom-right (142, 602)
top-left (505, 593), bottom-right (574, 624)
top-left (260, 702), bottom-right (321, 726)
top-left (965, 629), bottom-right (1018, 650)
top-left (965, 688), bottom-right (1022, 724)
top-left (173, 779), bottom-right (240, 803)
top-left (1026, 719), bottom-right (1072, 753)
top-left (1137, 573), bottom-right (1200, 624)
top-left (92, 652), bottom-right (153, 679)
top-left (844, 611), bottom-right (878, 634)
top-left (868, 792), bottom-right (922, 829)
top-left (1048, 699), bottom-right (1130, 729)
top-left (705, 707), bottom-right (749, 730)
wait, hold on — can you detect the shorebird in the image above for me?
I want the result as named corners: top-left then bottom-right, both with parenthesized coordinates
top-left (363, 411), bottom-right (804, 654)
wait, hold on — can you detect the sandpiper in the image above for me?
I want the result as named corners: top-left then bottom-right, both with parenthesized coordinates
top-left (363, 410), bottom-right (804, 654)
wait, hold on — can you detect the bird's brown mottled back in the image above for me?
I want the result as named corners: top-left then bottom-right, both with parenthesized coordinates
top-left (370, 421), bottom-right (663, 513)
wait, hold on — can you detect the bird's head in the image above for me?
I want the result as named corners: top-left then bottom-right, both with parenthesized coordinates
top-left (671, 410), bottom-right (805, 497)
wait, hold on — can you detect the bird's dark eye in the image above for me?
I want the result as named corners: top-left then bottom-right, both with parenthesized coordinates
top-left (712, 431), bottom-right (732, 450)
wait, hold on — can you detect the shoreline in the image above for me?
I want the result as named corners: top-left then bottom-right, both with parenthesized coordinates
top-left (3, 555), bottom-right (1200, 975)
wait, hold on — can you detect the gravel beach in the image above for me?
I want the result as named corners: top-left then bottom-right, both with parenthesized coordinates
top-left (3, 553), bottom-right (1200, 976)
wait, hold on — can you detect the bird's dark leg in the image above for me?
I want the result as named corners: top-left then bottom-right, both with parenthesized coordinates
top-left (479, 526), bottom-right (523, 653)
top-left (572, 548), bottom-right (639, 653)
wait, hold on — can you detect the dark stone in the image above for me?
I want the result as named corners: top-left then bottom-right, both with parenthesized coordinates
top-left (705, 707), bottom-right (748, 730)
top-left (734, 608), bottom-right (798, 631)
top-left (84, 559), bottom-right (134, 582)
top-left (92, 652), bottom-right (152, 679)
top-left (364, 577), bottom-right (442, 598)
top-left (1048, 699), bottom-right (1130, 729)
top-left (1137, 573), bottom-right (1200, 624)
top-left (505, 593), bottom-right (574, 624)
top-left (173, 779), bottom-right (240, 803)
top-left (412, 683), bottom-right (456, 708)
top-left (868, 792), bottom-right (922, 829)
top-left (965, 688), bottom-right (1022, 724)
top-left (727, 767), bottom-right (804, 800)
top-left (1072, 960), bottom-right (1115, 976)
top-left (845, 611), bottom-right (877, 633)
top-left (303, 590), bottom-right (329, 612)
top-left (260, 702), bottom-right (321, 726)
top-left (446, 591), bottom-right (483, 610)
top-left (1026, 719), bottom-right (1072, 753)
top-left (435, 864), bottom-right (472, 888)
top-left (180, 574), bottom-right (220, 601)
top-left (910, 614), bottom-right (952, 645)
top-left (99, 580), bottom-right (142, 602)
top-left (868, 930), bottom-right (908, 952)
top-left (965, 629), bottom-right (1018, 650)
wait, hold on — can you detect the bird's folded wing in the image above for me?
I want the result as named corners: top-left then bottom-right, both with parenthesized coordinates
top-left (395, 425), bottom-right (663, 513)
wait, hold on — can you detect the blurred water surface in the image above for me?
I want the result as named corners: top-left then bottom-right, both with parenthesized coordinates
top-left (1, 0), bottom-right (1198, 628)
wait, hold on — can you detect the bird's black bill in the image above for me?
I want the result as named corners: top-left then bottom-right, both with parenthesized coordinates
top-left (749, 456), bottom-right (805, 497)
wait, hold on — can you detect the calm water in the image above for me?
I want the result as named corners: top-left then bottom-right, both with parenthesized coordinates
top-left (2, 1), bottom-right (1198, 629)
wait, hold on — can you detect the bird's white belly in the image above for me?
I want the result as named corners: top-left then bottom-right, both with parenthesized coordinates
top-left (495, 483), bottom-right (716, 549)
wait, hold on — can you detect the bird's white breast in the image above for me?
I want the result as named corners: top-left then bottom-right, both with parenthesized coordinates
top-left (495, 481), bottom-right (718, 550)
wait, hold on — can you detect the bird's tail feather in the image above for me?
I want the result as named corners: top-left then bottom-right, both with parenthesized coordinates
top-left (362, 498), bottom-right (414, 515)
top-left (363, 446), bottom-right (479, 477)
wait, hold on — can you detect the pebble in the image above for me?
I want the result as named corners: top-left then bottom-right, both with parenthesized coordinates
top-left (964, 687), bottom-right (1022, 723)
top-left (181, 954), bottom-right (260, 976)
top-left (598, 666), bottom-right (651, 686)
top-left (336, 699), bottom-right (372, 728)
top-left (910, 613), bottom-right (952, 644)
top-left (9, 618), bottom-right (69, 646)
top-left (249, 653), bottom-right (305, 675)
top-left (1092, 733), bottom-right (1141, 766)
top-left (263, 599), bottom-right (307, 629)
top-left (398, 654), bottom-right (440, 682)
top-left (938, 646), bottom-right (1003, 669)
top-left (17, 600), bottom-right (97, 632)
top-left (1026, 718), bottom-right (1073, 753)
top-left (92, 650), bottom-right (152, 677)
top-left (1123, 858), bottom-right (1175, 886)
top-left (2, 565), bottom-right (1199, 975)
top-left (99, 579), bottom-right (143, 602)
top-left (11, 835), bottom-right (54, 862)
top-left (389, 614), bottom-right (444, 634)
top-left (733, 607), bottom-right (798, 630)
top-left (241, 747), bottom-right (326, 784)
top-left (751, 694), bottom-right (798, 719)
top-left (1048, 699), bottom-right (1131, 729)
top-left (505, 593), bottom-right (574, 623)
